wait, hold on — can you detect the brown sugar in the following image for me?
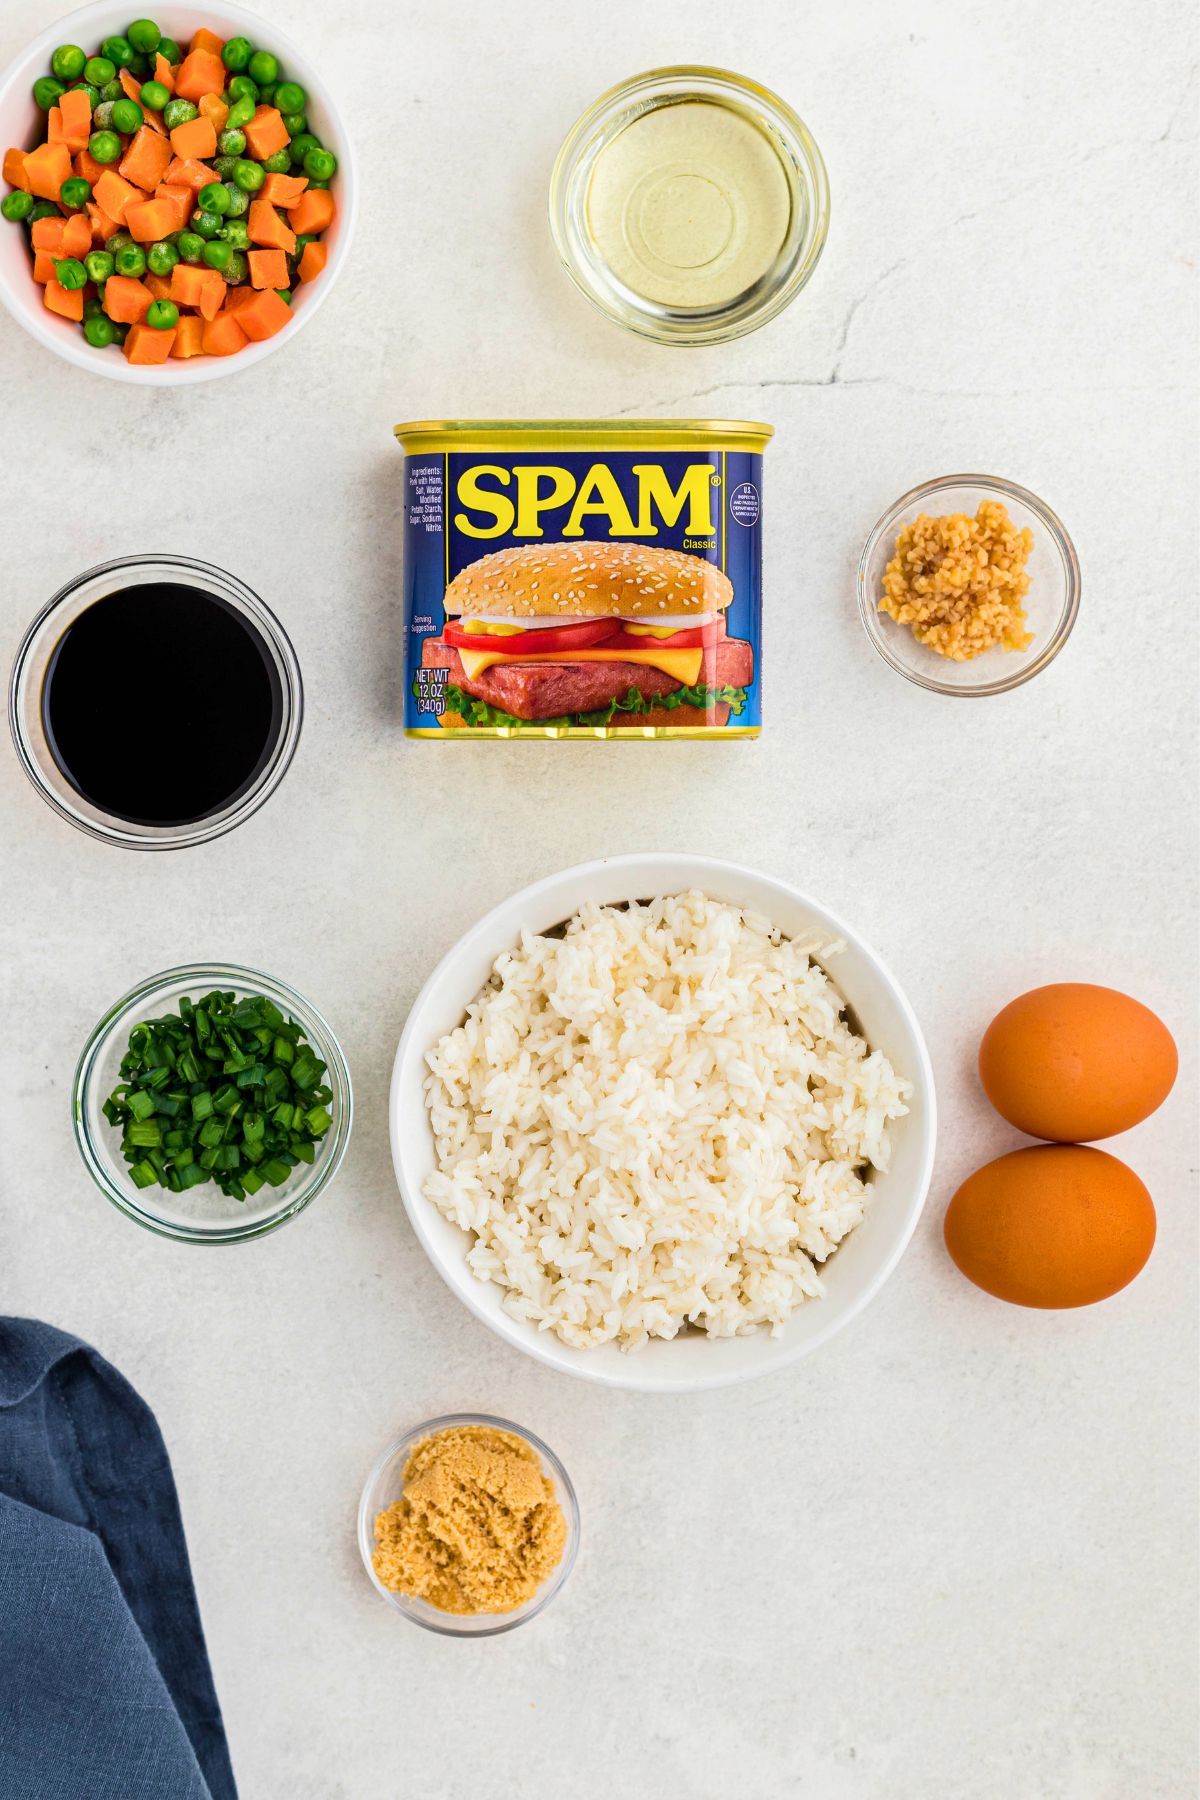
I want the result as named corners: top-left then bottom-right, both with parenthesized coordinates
top-left (372, 1425), bottom-right (568, 1615)
top-left (880, 499), bottom-right (1035, 661)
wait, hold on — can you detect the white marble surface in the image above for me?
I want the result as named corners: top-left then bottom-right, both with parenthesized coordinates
top-left (1, 0), bottom-right (1197, 1794)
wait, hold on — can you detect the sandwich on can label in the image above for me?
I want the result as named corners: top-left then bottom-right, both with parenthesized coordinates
top-left (395, 419), bottom-right (771, 737)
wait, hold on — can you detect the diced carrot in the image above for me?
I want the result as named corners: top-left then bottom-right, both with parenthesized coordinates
top-left (125, 196), bottom-right (179, 242)
top-left (124, 321), bottom-right (176, 363)
top-left (248, 248), bottom-right (289, 290)
top-left (87, 200), bottom-right (120, 241)
top-left (74, 147), bottom-right (106, 186)
top-left (174, 48), bottom-right (225, 102)
top-left (120, 69), bottom-right (142, 102)
top-left (32, 249), bottom-right (58, 284)
top-left (47, 107), bottom-right (66, 146)
top-left (153, 53), bottom-right (176, 94)
top-left (168, 262), bottom-right (225, 319)
top-left (3, 147), bottom-right (29, 191)
top-left (189, 27), bottom-right (225, 55)
top-left (43, 279), bottom-right (84, 322)
top-left (119, 126), bottom-right (173, 192)
top-left (165, 156), bottom-right (217, 191)
top-left (60, 213), bottom-right (92, 258)
top-left (145, 272), bottom-right (173, 298)
top-left (31, 215), bottom-right (66, 251)
top-left (224, 285), bottom-right (291, 340)
top-left (169, 115), bottom-right (217, 160)
top-left (103, 273), bottom-right (154, 323)
top-left (242, 105), bottom-right (289, 162)
top-left (261, 172), bottom-right (307, 206)
top-left (23, 141), bottom-right (73, 201)
top-left (57, 88), bottom-right (93, 150)
top-left (287, 188), bottom-right (334, 237)
top-left (201, 309), bottom-right (248, 356)
top-left (297, 240), bottom-right (327, 283)
top-left (153, 182), bottom-right (192, 232)
top-left (198, 93), bottom-right (228, 133)
top-left (171, 313), bottom-right (206, 358)
top-left (93, 168), bottom-right (144, 224)
top-left (247, 198), bottom-right (295, 253)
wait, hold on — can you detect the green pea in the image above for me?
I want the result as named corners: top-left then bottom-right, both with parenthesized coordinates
top-left (26, 199), bottom-right (60, 224)
top-left (227, 75), bottom-right (258, 103)
top-left (106, 229), bottom-right (133, 251)
top-left (306, 179), bottom-right (329, 191)
top-left (261, 148), bottom-right (291, 174)
top-left (50, 45), bottom-right (86, 82)
top-left (83, 295), bottom-right (106, 319)
top-left (247, 50), bottom-right (278, 86)
top-left (113, 242), bottom-right (147, 276)
top-left (85, 249), bottom-right (115, 282)
top-left (32, 75), bottom-right (65, 109)
top-left (202, 238), bottom-right (231, 271)
top-left (100, 78), bottom-right (123, 102)
top-left (220, 216), bottom-right (249, 249)
top-left (211, 156), bottom-right (238, 178)
top-left (303, 147), bottom-right (337, 182)
top-left (177, 230), bottom-right (205, 263)
top-left (218, 127), bottom-right (246, 156)
top-left (274, 81), bottom-right (305, 115)
top-left (127, 52), bottom-right (150, 78)
top-left (59, 177), bottom-right (92, 210)
top-left (1, 190), bottom-right (34, 222)
top-left (54, 257), bottom-right (87, 290)
top-left (92, 100), bottom-right (115, 128)
top-left (232, 158), bottom-right (264, 193)
top-left (147, 239), bottom-right (178, 275)
top-left (257, 83), bottom-right (277, 107)
top-left (83, 313), bottom-right (119, 347)
top-left (157, 36), bottom-right (182, 64)
top-left (146, 297), bottom-right (178, 329)
top-left (197, 180), bottom-right (230, 214)
top-left (281, 111), bottom-right (307, 138)
top-left (101, 35), bottom-right (134, 69)
top-left (224, 248), bottom-right (248, 283)
top-left (275, 288), bottom-right (292, 304)
top-left (139, 79), bottom-right (169, 111)
top-left (222, 36), bottom-right (254, 72)
top-left (84, 54), bottom-right (116, 86)
top-left (223, 94), bottom-right (255, 131)
top-left (222, 182), bottom-right (248, 217)
top-left (79, 82), bottom-right (104, 108)
top-left (191, 208), bottom-right (223, 239)
top-left (111, 320), bottom-right (129, 344)
top-left (110, 97), bottom-right (143, 133)
top-left (288, 131), bottom-right (318, 168)
top-left (89, 130), bottom-right (123, 164)
top-left (162, 98), bottom-right (197, 131)
top-left (127, 19), bottom-right (162, 55)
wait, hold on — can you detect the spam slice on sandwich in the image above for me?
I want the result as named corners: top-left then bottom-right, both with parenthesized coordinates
top-left (421, 542), bottom-right (755, 729)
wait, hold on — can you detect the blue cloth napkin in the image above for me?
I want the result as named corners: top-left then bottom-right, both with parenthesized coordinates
top-left (0, 1318), bottom-right (237, 1800)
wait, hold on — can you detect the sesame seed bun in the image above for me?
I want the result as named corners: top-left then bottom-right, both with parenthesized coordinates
top-left (443, 541), bottom-right (734, 619)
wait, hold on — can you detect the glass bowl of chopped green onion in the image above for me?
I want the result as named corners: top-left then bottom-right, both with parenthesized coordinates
top-left (73, 963), bottom-right (352, 1242)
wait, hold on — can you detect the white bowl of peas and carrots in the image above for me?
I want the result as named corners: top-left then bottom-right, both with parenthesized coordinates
top-left (0, 1), bottom-right (356, 381)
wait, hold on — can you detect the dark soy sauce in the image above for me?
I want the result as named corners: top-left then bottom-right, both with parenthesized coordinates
top-left (41, 582), bottom-right (283, 828)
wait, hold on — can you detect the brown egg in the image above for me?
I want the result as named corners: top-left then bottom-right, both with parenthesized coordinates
top-left (944, 1144), bottom-right (1156, 1308)
top-left (979, 983), bottom-right (1177, 1142)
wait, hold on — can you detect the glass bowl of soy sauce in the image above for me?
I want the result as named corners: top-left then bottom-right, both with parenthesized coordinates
top-left (8, 555), bottom-right (302, 849)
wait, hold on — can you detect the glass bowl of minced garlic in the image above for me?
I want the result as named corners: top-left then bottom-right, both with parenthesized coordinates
top-left (857, 475), bottom-right (1080, 695)
top-left (358, 1415), bottom-right (579, 1636)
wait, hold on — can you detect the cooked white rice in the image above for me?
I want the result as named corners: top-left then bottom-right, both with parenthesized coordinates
top-left (422, 892), bottom-right (910, 1351)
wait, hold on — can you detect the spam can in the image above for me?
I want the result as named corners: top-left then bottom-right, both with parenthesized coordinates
top-left (396, 419), bottom-right (771, 737)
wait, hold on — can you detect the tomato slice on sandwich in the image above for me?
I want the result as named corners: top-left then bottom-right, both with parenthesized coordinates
top-left (444, 617), bottom-right (619, 656)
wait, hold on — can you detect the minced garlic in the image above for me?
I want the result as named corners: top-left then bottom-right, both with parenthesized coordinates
top-left (880, 499), bottom-right (1035, 661)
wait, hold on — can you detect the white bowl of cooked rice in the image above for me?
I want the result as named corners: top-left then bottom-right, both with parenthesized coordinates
top-left (390, 855), bottom-right (936, 1392)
